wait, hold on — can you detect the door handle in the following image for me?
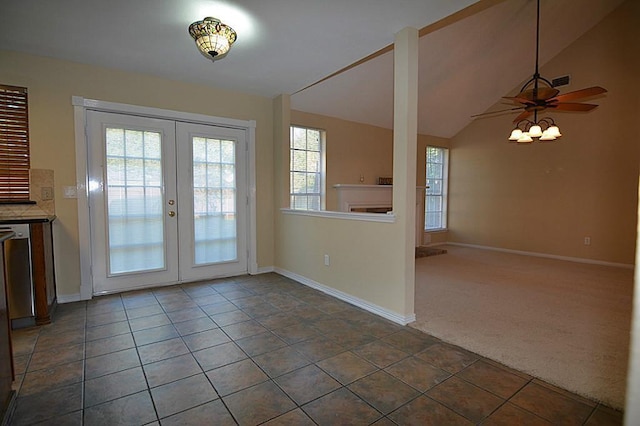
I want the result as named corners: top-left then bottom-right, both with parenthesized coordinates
top-left (168, 211), bottom-right (176, 217)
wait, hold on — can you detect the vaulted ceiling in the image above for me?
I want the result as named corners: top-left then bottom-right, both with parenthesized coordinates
top-left (0, 0), bottom-right (623, 138)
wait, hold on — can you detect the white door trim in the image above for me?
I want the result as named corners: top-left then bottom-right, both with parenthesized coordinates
top-left (72, 97), bottom-right (258, 300)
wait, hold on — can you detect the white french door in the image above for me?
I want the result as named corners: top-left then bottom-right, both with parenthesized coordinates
top-left (175, 122), bottom-right (247, 282)
top-left (87, 111), bottom-right (248, 294)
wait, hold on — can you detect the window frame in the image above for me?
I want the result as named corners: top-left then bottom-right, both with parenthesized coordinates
top-left (0, 84), bottom-right (31, 202)
top-left (289, 125), bottom-right (326, 211)
top-left (425, 145), bottom-right (449, 232)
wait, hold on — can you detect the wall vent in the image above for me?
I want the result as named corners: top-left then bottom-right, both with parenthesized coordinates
top-left (552, 75), bottom-right (571, 87)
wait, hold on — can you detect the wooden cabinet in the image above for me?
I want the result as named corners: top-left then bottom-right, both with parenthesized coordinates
top-left (0, 232), bottom-right (15, 423)
top-left (30, 221), bottom-right (56, 325)
top-left (1, 217), bottom-right (57, 328)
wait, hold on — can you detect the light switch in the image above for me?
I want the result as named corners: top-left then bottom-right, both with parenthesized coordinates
top-left (63, 186), bottom-right (78, 199)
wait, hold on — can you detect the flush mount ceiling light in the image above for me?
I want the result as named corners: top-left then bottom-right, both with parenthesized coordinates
top-left (473, 0), bottom-right (606, 143)
top-left (189, 17), bottom-right (237, 61)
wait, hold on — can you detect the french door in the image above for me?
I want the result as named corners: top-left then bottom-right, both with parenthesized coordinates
top-left (87, 111), bottom-right (248, 294)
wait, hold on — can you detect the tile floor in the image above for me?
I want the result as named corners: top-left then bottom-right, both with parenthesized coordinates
top-left (7, 273), bottom-right (622, 425)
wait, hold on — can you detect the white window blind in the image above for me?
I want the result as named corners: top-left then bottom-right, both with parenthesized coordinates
top-left (0, 85), bottom-right (30, 201)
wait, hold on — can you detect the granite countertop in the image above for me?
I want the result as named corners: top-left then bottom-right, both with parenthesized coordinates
top-left (0, 215), bottom-right (56, 224)
top-left (0, 231), bottom-right (15, 243)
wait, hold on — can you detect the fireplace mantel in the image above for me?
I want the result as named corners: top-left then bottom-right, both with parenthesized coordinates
top-left (333, 184), bottom-right (393, 213)
top-left (333, 184), bottom-right (426, 246)
top-left (333, 184), bottom-right (425, 213)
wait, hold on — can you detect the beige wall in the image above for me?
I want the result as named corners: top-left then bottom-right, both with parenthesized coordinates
top-left (290, 110), bottom-right (393, 211)
top-left (0, 50), bottom-right (275, 298)
top-left (276, 106), bottom-right (415, 314)
top-left (290, 110), bottom-right (451, 242)
top-left (274, 28), bottom-right (420, 322)
top-left (280, 112), bottom-right (418, 317)
top-left (275, 213), bottom-right (410, 314)
top-left (448, 0), bottom-right (639, 265)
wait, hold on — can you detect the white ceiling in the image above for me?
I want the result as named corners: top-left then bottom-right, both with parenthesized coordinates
top-left (0, 0), bottom-right (623, 138)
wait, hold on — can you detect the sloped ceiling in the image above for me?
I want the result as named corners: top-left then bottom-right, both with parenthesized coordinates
top-left (0, 0), bottom-right (623, 138)
top-left (291, 0), bottom-right (623, 138)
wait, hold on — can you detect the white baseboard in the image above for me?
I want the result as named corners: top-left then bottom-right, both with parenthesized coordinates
top-left (443, 242), bottom-right (634, 269)
top-left (56, 293), bottom-right (82, 304)
top-left (274, 268), bottom-right (415, 325)
top-left (255, 266), bottom-right (275, 274)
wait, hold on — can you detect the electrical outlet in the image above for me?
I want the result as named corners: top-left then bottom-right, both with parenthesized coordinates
top-left (584, 237), bottom-right (591, 246)
top-left (41, 187), bottom-right (54, 200)
top-left (324, 254), bottom-right (330, 266)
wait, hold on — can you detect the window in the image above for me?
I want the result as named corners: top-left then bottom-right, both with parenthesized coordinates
top-left (0, 85), bottom-right (30, 201)
top-left (290, 125), bottom-right (325, 210)
top-left (425, 146), bottom-right (448, 231)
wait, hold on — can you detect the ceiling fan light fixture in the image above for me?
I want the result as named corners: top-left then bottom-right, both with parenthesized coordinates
top-left (508, 117), bottom-right (561, 142)
top-left (509, 128), bottom-right (523, 141)
top-left (539, 130), bottom-right (556, 141)
top-left (528, 124), bottom-right (543, 138)
top-left (517, 132), bottom-right (533, 143)
top-left (189, 17), bottom-right (237, 60)
top-left (546, 125), bottom-right (562, 138)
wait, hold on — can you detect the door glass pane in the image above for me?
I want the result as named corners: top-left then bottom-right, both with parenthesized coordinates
top-left (106, 128), bottom-right (165, 274)
top-left (192, 137), bottom-right (237, 264)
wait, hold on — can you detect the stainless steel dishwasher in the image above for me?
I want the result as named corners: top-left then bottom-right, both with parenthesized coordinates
top-left (1, 224), bottom-right (34, 328)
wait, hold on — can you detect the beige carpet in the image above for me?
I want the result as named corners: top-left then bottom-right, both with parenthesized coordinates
top-left (411, 245), bottom-right (633, 410)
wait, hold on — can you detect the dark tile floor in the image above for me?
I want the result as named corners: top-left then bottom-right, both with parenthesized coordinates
top-left (7, 273), bottom-right (622, 425)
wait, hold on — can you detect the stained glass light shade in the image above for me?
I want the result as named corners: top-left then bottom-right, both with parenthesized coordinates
top-left (189, 17), bottom-right (237, 60)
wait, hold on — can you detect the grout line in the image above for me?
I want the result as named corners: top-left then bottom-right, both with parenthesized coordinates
top-left (80, 300), bottom-right (88, 424)
top-left (132, 291), bottom-right (161, 424)
top-left (9, 274), bottom-right (623, 425)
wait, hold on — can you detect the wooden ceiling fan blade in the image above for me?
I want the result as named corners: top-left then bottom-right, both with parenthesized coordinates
top-left (471, 106), bottom-right (524, 118)
top-left (550, 102), bottom-right (598, 111)
top-left (549, 86), bottom-right (607, 103)
top-left (502, 96), bottom-right (533, 105)
top-left (513, 110), bottom-right (532, 123)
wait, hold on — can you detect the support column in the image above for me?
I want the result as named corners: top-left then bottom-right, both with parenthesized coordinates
top-left (625, 176), bottom-right (640, 422)
top-left (392, 27), bottom-right (419, 317)
top-left (273, 94), bottom-right (291, 268)
top-left (273, 94), bottom-right (291, 209)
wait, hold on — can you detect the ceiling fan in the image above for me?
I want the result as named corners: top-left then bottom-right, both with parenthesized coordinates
top-left (475, 0), bottom-right (607, 142)
top-left (505, 81), bottom-right (606, 124)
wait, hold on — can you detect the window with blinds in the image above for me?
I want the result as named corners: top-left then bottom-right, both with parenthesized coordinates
top-left (425, 146), bottom-right (449, 231)
top-left (0, 85), bottom-right (30, 201)
top-left (290, 125), bottom-right (326, 211)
